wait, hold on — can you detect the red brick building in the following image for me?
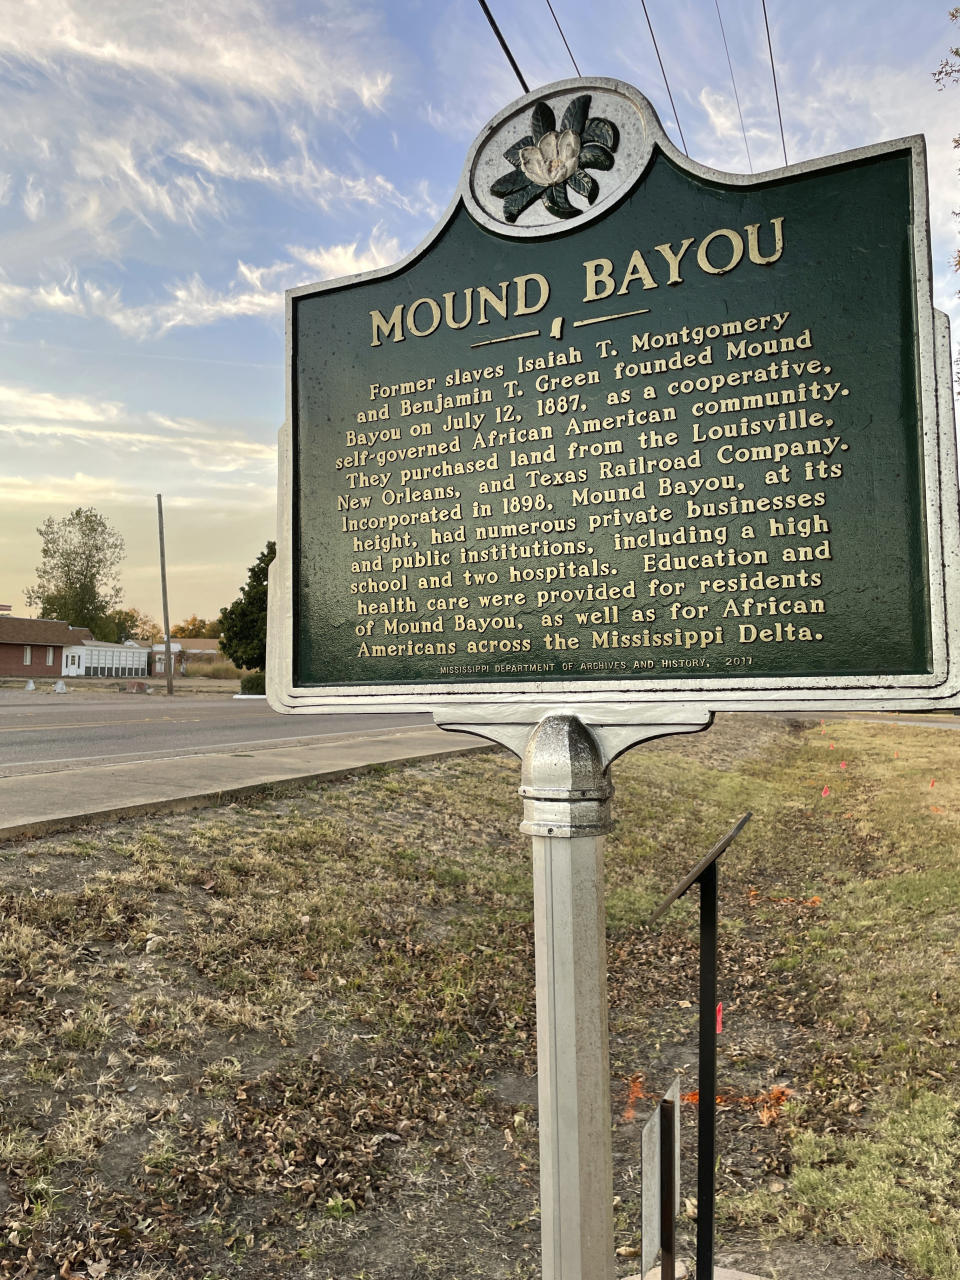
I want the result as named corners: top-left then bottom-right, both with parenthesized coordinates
top-left (0, 617), bottom-right (94, 678)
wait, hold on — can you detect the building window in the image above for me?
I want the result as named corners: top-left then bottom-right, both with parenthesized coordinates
top-left (46, 646), bottom-right (54, 666)
top-left (23, 645), bottom-right (31, 664)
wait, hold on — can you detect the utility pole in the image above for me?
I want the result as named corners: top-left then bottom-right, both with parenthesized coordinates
top-left (156, 494), bottom-right (174, 698)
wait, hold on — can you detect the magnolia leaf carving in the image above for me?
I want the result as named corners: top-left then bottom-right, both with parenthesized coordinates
top-left (490, 93), bottom-right (620, 223)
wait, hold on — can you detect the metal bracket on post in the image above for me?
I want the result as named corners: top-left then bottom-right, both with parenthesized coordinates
top-left (434, 703), bottom-right (713, 1280)
top-left (432, 702), bottom-right (713, 767)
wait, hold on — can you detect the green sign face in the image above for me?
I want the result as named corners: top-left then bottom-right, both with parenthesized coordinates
top-left (273, 79), bottom-right (958, 710)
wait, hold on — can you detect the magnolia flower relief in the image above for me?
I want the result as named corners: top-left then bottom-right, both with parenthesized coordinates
top-left (490, 94), bottom-right (619, 222)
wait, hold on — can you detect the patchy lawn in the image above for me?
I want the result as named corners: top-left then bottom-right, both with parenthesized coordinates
top-left (0, 713), bottom-right (957, 1279)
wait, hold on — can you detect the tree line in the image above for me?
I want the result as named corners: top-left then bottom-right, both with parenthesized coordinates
top-left (25, 507), bottom-right (274, 672)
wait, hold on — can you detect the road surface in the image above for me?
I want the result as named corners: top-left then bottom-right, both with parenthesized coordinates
top-left (0, 691), bottom-right (431, 777)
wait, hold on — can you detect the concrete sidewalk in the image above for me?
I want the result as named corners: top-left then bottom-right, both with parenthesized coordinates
top-left (0, 724), bottom-right (491, 843)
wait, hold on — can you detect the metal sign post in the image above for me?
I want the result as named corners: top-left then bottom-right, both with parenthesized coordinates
top-left (522, 715), bottom-right (615, 1278)
top-left (435, 705), bottom-right (713, 1279)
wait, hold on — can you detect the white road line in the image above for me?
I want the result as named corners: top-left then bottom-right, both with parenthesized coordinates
top-left (0, 717), bottom-right (201, 733)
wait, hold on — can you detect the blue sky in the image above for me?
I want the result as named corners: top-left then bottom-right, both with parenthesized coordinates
top-left (0, 0), bottom-right (957, 625)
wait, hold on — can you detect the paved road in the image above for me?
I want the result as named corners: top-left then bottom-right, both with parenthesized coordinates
top-left (0, 692), bottom-right (431, 777)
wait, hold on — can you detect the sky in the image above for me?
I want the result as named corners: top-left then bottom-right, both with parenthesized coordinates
top-left (0, 0), bottom-right (958, 627)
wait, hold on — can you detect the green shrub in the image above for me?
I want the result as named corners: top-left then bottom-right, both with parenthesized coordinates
top-left (240, 671), bottom-right (266, 695)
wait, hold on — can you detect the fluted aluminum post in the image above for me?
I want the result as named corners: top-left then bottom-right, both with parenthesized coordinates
top-left (519, 714), bottom-right (615, 1280)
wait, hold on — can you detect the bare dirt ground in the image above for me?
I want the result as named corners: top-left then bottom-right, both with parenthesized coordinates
top-left (0, 712), bottom-right (957, 1279)
top-left (0, 676), bottom-right (241, 698)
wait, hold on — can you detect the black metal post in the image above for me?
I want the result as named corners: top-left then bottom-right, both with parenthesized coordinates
top-left (645, 815), bottom-right (748, 1280)
top-left (660, 1095), bottom-right (677, 1280)
top-left (696, 858), bottom-right (718, 1280)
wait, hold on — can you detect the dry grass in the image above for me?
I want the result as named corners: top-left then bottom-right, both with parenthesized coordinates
top-left (182, 660), bottom-right (244, 679)
top-left (0, 713), bottom-right (957, 1278)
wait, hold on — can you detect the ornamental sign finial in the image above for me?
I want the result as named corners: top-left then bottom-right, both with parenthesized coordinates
top-left (490, 93), bottom-right (619, 223)
top-left (465, 77), bottom-right (649, 236)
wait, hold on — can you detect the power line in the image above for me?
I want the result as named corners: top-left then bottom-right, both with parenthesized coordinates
top-left (761, 0), bottom-right (788, 165)
top-left (715, 0), bottom-right (752, 172)
top-left (640, 0), bottom-right (688, 156)
top-left (477, 0), bottom-right (529, 95)
top-left (545, 0), bottom-right (581, 76)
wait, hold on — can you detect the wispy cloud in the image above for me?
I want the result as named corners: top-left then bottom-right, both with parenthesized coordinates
top-left (0, 472), bottom-right (161, 507)
top-left (22, 175), bottom-right (46, 222)
top-left (0, 276), bottom-right (86, 318)
top-left (288, 226), bottom-right (404, 279)
top-left (72, 225), bottom-right (411, 337)
top-left (0, 471), bottom-right (275, 509)
top-left (175, 132), bottom-right (429, 217)
top-left (0, 0), bottom-right (396, 115)
top-left (0, 0), bottom-right (410, 284)
top-left (0, 384), bottom-right (122, 423)
top-left (86, 273), bottom-right (284, 338)
top-left (0, 381), bottom-right (276, 473)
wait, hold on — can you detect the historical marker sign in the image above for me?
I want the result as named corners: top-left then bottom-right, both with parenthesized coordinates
top-left (268, 77), bottom-right (960, 714)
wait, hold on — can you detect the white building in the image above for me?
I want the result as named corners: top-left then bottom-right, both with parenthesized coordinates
top-left (62, 638), bottom-right (150, 678)
top-left (151, 639), bottom-right (222, 674)
top-left (151, 641), bottom-right (183, 675)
